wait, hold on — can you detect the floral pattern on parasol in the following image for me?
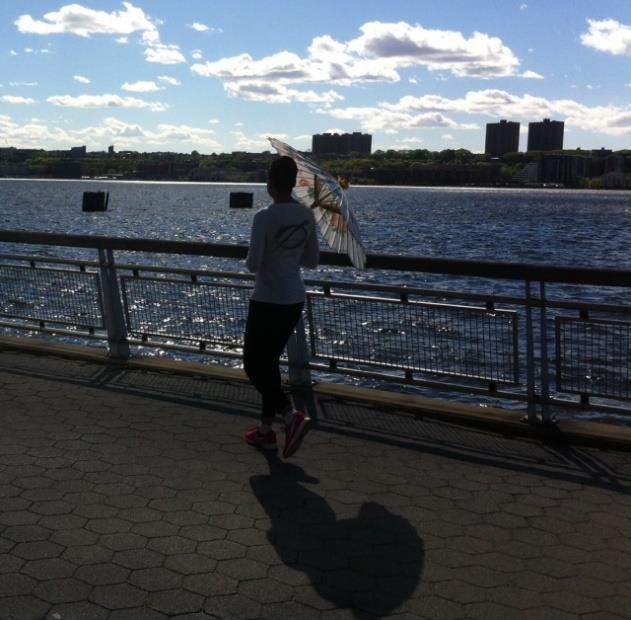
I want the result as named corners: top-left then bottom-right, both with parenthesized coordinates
top-left (269, 137), bottom-right (366, 269)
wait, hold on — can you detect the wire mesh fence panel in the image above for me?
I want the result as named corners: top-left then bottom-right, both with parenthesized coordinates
top-left (556, 317), bottom-right (631, 400)
top-left (121, 276), bottom-right (251, 347)
top-left (307, 293), bottom-right (518, 383)
top-left (0, 265), bottom-right (103, 328)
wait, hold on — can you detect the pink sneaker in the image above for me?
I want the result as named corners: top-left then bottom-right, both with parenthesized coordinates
top-left (283, 410), bottom-right (311, 458)
top-left (244, 427), bottom-right (277, 451)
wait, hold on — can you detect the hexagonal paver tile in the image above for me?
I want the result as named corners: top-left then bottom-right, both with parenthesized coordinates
top-left (106, 609), bottom-right (168, 620)
top-left (51, 528), bottom-right (99, 547)
top-left (197, 540), bottom-right (246, 560)
top-left (38, 514), bottom-right (87, 530)
top-left (165, 553), bottom-right (217, 575)
top-left (13, 541), bottom-right (64, 560)
top-left (130, 567), bottom-right (183, 591)
top-left (23, 558), bottom-right (76, 580)
top-left (148, 588), bottom-right (205, 615)
top-left (29, 500), bottom-right (73, 515)
top-left (0, 573), bottom-right (36, 597)
top-left (164, 510), bottom-right (208, 526)
top-left (0, 510), bottom-right (40, 526)
top-left (239, 578), bottom-right (294, 604)
top-left (179, 524), bottom-right (225, 542)
top-left (112, 548), bottom-right (165, 570)
top-left (86, 518), bottom-right (131, 534)
top-left (0, 554), bottom-right (24, 574)
top-left (183, 572), bottom-right (238, 596)
top-left (0, 595), bottom-right (50, 620)
top-left (63, 544), bottom-right (113, 565)
top-left (3, 525), bottom-right (52, 543)
top-left (217, 557), bottom-right (268, 580)
top-left (75, 562), bottom-right (130, 585)
top-left (204, 594), bottom-right (261, 619)
top-left (47, 601), bottom-right (109, 620)
top-left (34, 578), bottom-right (91, 604)
top-left (147, 536), bottom-right (197, 555)
top-left (90, 583), bottom-right (147, 609)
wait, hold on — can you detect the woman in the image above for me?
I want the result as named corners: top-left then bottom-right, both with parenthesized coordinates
top-left (243, 155), bottom-right (319, 458)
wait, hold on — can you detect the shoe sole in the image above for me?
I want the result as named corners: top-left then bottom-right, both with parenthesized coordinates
top-left (283, 417), bottom-right (311, 459)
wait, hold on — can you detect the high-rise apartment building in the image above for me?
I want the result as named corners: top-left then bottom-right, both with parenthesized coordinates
top-left (312, 132), bottom-right (372, 155)
top-left (484, 120), bottom-right (520, 157)
top-left (527, 119), bottom-right (564, 151)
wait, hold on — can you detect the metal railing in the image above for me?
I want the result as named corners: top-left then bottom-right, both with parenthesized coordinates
top-left (0, 230), bottom-right (629, 424)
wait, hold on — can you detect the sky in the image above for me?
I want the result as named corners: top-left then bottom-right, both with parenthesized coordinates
top-left (1, 0), bottom-right (631, 154)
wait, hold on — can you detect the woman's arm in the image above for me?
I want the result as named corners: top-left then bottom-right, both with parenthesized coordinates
top-left (246, 211), bottom-right (266, 273)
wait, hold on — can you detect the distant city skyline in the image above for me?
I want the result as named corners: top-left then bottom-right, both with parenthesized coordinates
top-left (1, 1), bottom-right (631, 154)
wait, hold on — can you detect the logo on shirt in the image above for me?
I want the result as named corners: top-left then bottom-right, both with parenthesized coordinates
top-left (273, 220), bottom-right (309, 250)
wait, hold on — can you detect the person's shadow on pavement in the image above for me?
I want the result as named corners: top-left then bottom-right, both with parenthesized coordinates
top-left (250, 457), bottom-right (424, 617)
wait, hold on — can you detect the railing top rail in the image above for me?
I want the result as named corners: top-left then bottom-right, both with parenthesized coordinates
top-left (0, 229), bottom-right (629, 287)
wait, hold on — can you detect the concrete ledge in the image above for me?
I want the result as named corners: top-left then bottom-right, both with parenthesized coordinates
top-left (0, 336), bottom-right (248, 383)
top-left (1, 335), bottom-right (630, 450)
top-left (314, 383), bottom-right (631, 450)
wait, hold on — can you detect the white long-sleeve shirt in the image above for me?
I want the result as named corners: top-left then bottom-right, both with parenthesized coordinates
top-left (246, 201), bottom-right (320, 304)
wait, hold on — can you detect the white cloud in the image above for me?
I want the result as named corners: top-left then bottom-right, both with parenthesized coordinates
top-left (191, 49), bottom-right (203, 60)
top-left (15, 3), bottom-right (186, 67)
top-left (319, 88), bottom-right (631, 136)
top-left (24, 48), bottom-right (34, 53)
top-left (231, 131), bottom-right (288, 151)
top-left (73, 75), bottom-right (91, 84)
top-left (9, 50), bottom-right (18, 56)
top-left (234, 122), bottom-right (244, 127)
top-left (224, 81), bottom-right (344, 104)
top-left (144, 43), bottom-right (186, 65)
top-left (397, 137), bottom-right (425, 145)
top-left (347, 21), bottom-right (520, 78)
top-left (520, 3), bottom-right (528, 10)
top-left (115, 36), bottom-right (128, 44)
top-left (15, 2), bottom-right (155, 37)
top-left (0, 114), bottom-right (222, 151)
top-left (191, 19), bottom-right (527, 95)
top-left (9, 81), bottom-right (38, 87)
top-left (121, 80), bottom-right (162, 92)
top-left (323, 106), bottom-right (479, 133)
top-left (521, 70), bottom-right (543, 79)
top-left (40, 48), bottom-right (52, 54)
top-left (581, 18), bottom-right (631, 55)
top-left (158, 75), bottom-right (180, 86)
top-left (442, 133), bottom-right (455, 141)
top-left (47, 93), bottom-right (167, 112)
top-left (0, 95), bottom-right (36, 104)
top-left (188, 22), bottom-right (222, 34)
top-left (209, 118), bottom-right (220, 124)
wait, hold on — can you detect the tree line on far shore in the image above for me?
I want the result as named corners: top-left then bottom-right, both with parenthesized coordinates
top-left (2, 147), bottom-right (630, 187)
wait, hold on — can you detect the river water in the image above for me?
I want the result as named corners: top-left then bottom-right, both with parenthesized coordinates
top-left (0, 179), bottom-right (629, 420)
top-left (0, 179), bottom-right (629, 267)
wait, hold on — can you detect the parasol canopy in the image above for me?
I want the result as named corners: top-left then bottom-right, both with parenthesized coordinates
top-left (269, 137), bottom-right (366, 269)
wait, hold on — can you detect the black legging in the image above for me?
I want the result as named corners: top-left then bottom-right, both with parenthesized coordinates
top-left (243, 300), bottom-right (304, 420)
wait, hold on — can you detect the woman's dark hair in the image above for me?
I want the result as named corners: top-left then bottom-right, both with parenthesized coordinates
top-left (268, 156), bottom-right (298, 193)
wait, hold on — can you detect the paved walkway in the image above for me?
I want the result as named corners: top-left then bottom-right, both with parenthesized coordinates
top-left (0, 348), bottom-right (629, 620)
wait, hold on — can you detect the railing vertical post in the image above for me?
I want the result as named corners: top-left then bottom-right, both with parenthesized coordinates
top-left (539, 281), bottom-right (551, 424)
top-left (286, 315), bottom-right (312, 387)
top-left (98, 248), bottom-right (130, 360)
top-left (524, 280), bottom-right (538, 424)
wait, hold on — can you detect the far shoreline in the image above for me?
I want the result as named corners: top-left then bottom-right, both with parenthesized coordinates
top-left (0, 177), bottom-right (629, 193)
